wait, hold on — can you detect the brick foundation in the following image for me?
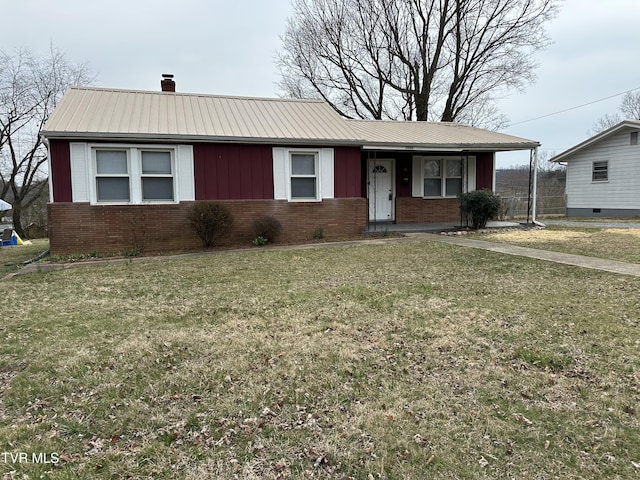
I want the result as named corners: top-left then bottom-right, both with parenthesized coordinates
top-left (396, 197), bottom-right (461, 223)
top-left (48, 199), bottom-right (367, 255)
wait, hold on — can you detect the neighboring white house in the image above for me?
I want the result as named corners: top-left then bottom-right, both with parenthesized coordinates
top-left (551, 120), bottom-right (640, 217)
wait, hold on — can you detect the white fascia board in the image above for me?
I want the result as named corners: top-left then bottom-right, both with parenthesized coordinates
top-left (551, 121), bottom-right (640, 163)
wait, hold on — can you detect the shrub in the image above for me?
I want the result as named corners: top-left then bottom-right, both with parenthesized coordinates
top-left (252, 236), bottom-right (269, 247)
top-left (252, 216), bottom-right (283, 243)
top-left (459, 190), bottom-right (502, 229)
top-left (186, 202), bottom-right (234, 248)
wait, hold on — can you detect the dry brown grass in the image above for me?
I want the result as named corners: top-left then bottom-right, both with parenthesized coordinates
top-left (479, 225), bottom-right (640, 264)
top-left (0, 239), bottom-right (639, 478)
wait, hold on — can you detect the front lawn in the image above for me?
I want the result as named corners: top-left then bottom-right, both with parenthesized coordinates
top-left (479, 225), bottom-right (640, 264)
top-left (1, 240), bottom-right (638, 478)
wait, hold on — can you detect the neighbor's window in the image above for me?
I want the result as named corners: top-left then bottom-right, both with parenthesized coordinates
top-left (423, 158), bottom-right (463, 197)
top-left (95, 149), bottom-right (130, 202)
top-left (290, 152), bottom-right (318, 200)
top-left (631, 132), bottom-right (638, 145)
top-left (141, 150), bottom-right (174, 201)
top-left (592, 161), bottom-right (608, 182)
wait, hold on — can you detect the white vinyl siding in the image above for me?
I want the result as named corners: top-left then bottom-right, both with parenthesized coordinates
top-left (565, 129), bottom-right (640, 209)
top-left (272, 147), bottom-right (334, 202)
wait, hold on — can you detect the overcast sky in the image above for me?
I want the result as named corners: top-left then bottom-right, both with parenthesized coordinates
top-left (2, 0), bottom-right (640, 168)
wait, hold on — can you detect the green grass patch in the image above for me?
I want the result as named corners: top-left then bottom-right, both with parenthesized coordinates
top-left (0, 240), bottom-right (639, 478)
top-left (0, 238), bottom-right (49, 275)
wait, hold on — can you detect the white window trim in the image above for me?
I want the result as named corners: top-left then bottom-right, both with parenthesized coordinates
top-left (272, 147), bottom-right (334, 202)
top-left (415, 156), bottom-right (465, 198)
top-left (591, 160), bottom-right (609, 183)
top-left (88, 144), bottom-right (178, 205)
top-left (289, 150), bottom-right (320, 202)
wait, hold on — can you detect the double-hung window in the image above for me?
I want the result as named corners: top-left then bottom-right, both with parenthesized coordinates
top-left (290, 152), bottom-right (318, 200)
top-left (141, 151), bottom-right (174, 201)
top-left (95, 149), bottom-right (130, 202)
top-left (592, 161), bottom-right (608, 182)
top-left (93, 146), bottom-right (176, 204)
top-left (422, 157), bottom-right (463, 197)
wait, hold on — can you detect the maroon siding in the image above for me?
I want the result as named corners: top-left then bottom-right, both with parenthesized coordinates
top-left (334, 147), bottom-right (363, 198)
top-left (49, 140), bottom-right (72, 202)
top-left (194, 144), bottom-right (274, 200)
top-left (476, 152), bottom-right (494, 190)
top-left (395, 154), bottom-right (413, 198)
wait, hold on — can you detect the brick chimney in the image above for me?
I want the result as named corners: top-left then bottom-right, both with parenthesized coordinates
top-left (161, 74), bottom-right (175, 92)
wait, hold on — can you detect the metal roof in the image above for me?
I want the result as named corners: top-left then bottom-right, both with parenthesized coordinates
top-left (42, 87), bottom-right (362, 144)
top-left (349, 119), bottom-right (539, 151)
top-left (550, 120), bottom-right (640, 163)
top-left (43, 86), bottom-right (539, 150)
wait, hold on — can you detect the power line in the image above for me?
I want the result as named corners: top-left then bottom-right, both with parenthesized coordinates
top-left (507, 86), bottom-right (640, 127)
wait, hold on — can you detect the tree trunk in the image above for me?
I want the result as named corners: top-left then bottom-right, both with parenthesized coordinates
top-left (12, 208), bottom-right (25, 239)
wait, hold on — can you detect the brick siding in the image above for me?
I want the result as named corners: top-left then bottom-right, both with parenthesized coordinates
top-left (47, 198), bottom-right (367, 255)
top-left (396, 197), bottom-right (461, 223)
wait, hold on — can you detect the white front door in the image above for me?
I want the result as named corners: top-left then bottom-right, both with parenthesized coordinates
top-left (368, 159), bottom-right (394, 221)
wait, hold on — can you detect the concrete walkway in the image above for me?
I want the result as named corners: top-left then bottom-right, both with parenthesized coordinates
top-left (420, 233), bottom-right (640, 277)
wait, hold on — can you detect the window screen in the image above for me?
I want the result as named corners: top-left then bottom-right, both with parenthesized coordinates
top-left (290, 153), bottom-right (317, 199)
top-left (96, 150), bottom-right (127, 174)
top-left (96, 150), bottom-right (129, 202)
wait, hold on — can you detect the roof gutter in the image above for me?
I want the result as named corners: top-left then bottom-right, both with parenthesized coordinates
top-left (39, 131), bottom-right (366, 147)
top-left (361, 143), bottom-right (540, 152)
top-left (40, 132), bottom-right (540, 152)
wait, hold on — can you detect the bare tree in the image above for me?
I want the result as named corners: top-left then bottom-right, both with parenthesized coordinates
top-left (278, 0), bottom-right (560, 128)
top-left (589, 90), bottom-right (640, 135)
top-left (0, 45), bottom-right (93, 237)
top-left (619, 90), bottom-right (640, 120)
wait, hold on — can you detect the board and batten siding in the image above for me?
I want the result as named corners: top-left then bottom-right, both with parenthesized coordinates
top-left (49, 140), bottom-right (72, 202)
top-left (194, 144), bottom-right (274, 200)
top-left (566, 130), bottom-right (640, 209)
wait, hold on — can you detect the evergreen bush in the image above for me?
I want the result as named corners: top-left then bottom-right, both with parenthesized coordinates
top-left (459, 190), bottom-right (502, 229)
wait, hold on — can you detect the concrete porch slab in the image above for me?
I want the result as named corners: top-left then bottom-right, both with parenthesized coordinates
top-left (365, 220), bottom-right (521, 234)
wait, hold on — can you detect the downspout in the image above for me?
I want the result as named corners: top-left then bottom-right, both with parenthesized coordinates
top-left (460, 152), bottom-right (467, 227)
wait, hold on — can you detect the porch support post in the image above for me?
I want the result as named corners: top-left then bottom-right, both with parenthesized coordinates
top-left (532, 147), bottom-right (539, 223)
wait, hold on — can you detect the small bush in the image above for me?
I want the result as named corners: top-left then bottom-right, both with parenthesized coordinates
top-left (459, 190), bottom-right (501, 229)
top-left (252, 236), bottom-right (269, 247)
top-left (252, 216), bottom-right (283, 243)
top-left (186, 202), bottom-right (234, 248)
top-left (313, 227), bottom-right (324, 240)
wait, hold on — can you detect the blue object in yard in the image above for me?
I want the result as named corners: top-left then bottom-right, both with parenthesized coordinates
top-left (1, 228), bottom-right (14, 246)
